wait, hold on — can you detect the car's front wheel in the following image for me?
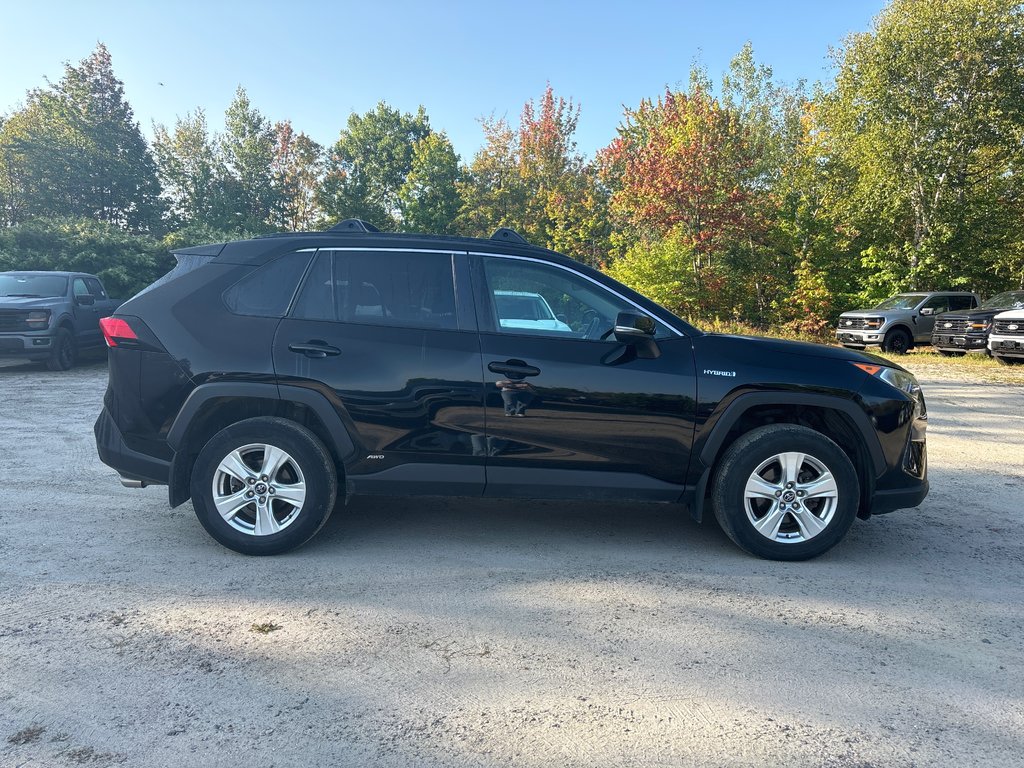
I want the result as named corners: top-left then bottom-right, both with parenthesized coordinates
top-left (881, 328), bottom-right (911, 354)
top-left (45, 328), bottom-right (76, 371)
top-left (190, 417), bottom-right (337, 555)
top-left (711, 425), bottom-right (859, 561)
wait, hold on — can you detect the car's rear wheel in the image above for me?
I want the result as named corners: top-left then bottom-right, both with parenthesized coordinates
top-left (45, 328), bottom-right (76, 371)
top-left (191, 417), bottom-right (337, 555)
top-left (881, 328), bottom-right (911, 354)
top-left (937, 349), bottom-right (965, 357)
top-left (711, 424), bottom-right (859, 561)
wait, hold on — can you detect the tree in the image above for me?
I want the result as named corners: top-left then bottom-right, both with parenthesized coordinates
top-left (318, 103), bottom-right (431, 229)
top-left (398, 132), bottom-right (462, 233)
top-left (152, 109), bottom-right (221, 227)
top-left (456, 116), bottom-right (524, 236)
top-left (0, 43), bottom-right (162, 230)
top-left (219, 86), bottom-right (279, 232)
top-left (271, 120), bottom-right (323, 231)
top-left (821, 0), bottom-right (1024, 296)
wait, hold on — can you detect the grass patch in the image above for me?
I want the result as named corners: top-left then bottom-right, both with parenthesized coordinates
top-left (250, 621), bottom-right (283, 635)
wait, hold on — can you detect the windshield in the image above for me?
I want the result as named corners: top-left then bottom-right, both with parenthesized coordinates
top-left (0, 274), bottom-right (68, 298)
top-left (981, 291), bottom-right (1024, 310)
top-left (494, 292), bottom-right (556, 321)
top-left (873, 294), bottom-right (926, 310)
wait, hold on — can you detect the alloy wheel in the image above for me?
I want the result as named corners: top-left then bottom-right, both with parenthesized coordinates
top-left (743, 451), bottom-right (839, 543)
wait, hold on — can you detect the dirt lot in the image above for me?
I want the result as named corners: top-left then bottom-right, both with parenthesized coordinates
top-left (1, 359), bottom-right (1022, 767)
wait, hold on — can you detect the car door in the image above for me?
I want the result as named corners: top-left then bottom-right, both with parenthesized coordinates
top-left (272, 248), bottom-right (487, 496)
top-left (915, 295), bottom-right (949, 340)
top-left (71, 277), bottom-right (101, 349)
top-left (472, 253), bottom-right (698, 500)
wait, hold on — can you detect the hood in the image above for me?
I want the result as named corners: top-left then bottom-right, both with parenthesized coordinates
top-left (935, 308), bottom-right (1006, 322)
top-left (707, 333), bottom-right (905, 371)
top-left (0, 296), bottom-right (62, 309)
top-left (838, 309), bottom-right (887, 319)
top-left (993, 309), bottom-right (1024, 321)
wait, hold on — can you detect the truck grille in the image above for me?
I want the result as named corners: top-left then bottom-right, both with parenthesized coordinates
top-left (934, 316), bottom-right (970, 334)
top-left (837, 317), bottom-right (882, 330)
top-left (993, 319), bottom-right (1024, 336)
top-left (0, 310), bottom-right (32, 332)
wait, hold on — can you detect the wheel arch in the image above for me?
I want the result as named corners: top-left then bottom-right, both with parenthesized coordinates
top-left (690, 392), bottom-right (885, 523)
top-left (166, 382), bottom-right (357, 508)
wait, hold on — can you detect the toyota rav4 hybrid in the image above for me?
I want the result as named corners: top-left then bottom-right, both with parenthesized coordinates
top-left (931, 290), bottom-right (1024, 357)
top-left (836, 291), bottom-right (978, 353)
top-left (94, 222), bottom-right (929, 561)
top-left (988, 306), bottom-right (1024, 365)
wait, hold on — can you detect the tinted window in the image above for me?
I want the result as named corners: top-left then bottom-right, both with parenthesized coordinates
top-left (84, 277), bottom-right (106, 298)
top-left (223, 252), bottom-right (311, 317)
top-left (921, 296), bottom-right (949, 313)
top-left (482, 257), bottom-right (670, 340)
top-left (291, 250), bottom-right (457, 330)
top-left (948, 296), bottom-right (976, 311)
top-left (73, 278), bottom-right (90, 297)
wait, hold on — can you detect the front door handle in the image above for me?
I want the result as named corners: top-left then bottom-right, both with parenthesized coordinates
top-left (289, 341), bottom-right (341, 359)
top-left (488, 359), bottom-right (540, 378)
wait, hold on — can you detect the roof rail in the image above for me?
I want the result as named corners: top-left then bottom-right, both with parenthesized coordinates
top-left (329, 218), bottom-right (381, 234)
top-left (490, 227), bottom-right (528, 245)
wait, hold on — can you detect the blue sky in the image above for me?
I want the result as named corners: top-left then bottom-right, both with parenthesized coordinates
top-left (0, 0), bottom-right (885, 160)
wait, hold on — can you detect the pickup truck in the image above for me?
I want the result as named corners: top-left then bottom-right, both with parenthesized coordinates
top-left (0, 271), bottom-right (120, 370)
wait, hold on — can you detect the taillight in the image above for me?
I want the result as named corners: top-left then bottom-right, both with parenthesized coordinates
top-left (99, 317), bottom-right (138, 347)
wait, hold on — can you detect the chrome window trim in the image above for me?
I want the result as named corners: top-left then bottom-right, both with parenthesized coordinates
top-left (469, 251), bottom-right (685, 338)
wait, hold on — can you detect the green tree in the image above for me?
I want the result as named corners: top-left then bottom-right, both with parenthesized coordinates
top-left (0, 43), bottom-right (162, 230)
top-left (398, 132), bottom-right (462, 233)
top-left (318, 103), bottom-right (431, 229)
top-left (821, 0), bottom-right (1024, 296)
top-left (220, 86), bottom-right (279, 233)
top-left (152, 109), bottom-right (221, 227)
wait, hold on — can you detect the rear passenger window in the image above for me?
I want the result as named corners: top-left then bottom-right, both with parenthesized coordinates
top-left (291, 250), bottom-right (457, 330)
top-left (223, 252), bottom-right (312, 317)
top-left (948, 296), bottom-right (977, 311)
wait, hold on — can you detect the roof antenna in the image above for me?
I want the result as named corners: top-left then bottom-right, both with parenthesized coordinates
top-left (328, 218), bottom-right (381, 233)
top-left (490, 227), bottom-right (528, 244)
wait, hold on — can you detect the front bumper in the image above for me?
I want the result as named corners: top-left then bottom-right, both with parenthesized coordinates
top-left (0, 332), bottom-right (54, 360)
top-left (94, 406), bottom-right (170, 486)
top-left (931, 333), bottom-right (989, 352)
top-left (836, 329), bottom-right (884, 345)
top-left (989, 335), bottom-right (1024, 358)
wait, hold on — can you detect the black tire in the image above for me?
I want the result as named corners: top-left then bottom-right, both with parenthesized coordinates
top-left (881, 328), bottom-right (911, 354)
top-left (45, 327), bottom-right (76, 371)
top-left (710, 424), bottom-right (859, 561)
top-left (190, 417), bottom-right (337, 555)
top-left (937, 349), bottom-right (965, 358)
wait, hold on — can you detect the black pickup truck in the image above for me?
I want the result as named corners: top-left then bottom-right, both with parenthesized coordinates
top-left (0, 271), bottom-right (120, 370)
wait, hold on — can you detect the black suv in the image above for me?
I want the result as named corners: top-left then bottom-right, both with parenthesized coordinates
top-left (94, 222), bottom-right (928, 561)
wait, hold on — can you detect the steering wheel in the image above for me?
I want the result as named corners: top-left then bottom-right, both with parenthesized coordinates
top-left (581, 310), bottom-right (603, 340)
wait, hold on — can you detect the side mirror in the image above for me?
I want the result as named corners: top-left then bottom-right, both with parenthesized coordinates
top-left (76, 294), bottom-right (95, 306)
top-left (608, 311), bottom-right (660, 361)
top-left (613, 311), bottom-right (656, 341)
top-left (919, 307), bottom-right (935, 316)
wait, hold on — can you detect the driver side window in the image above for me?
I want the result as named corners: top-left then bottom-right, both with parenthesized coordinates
top-left (481, 257), bottom-right (667, 340)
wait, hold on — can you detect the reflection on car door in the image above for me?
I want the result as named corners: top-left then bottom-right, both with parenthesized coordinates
top-left (472, 253), bottom-right (698, 500)
top-left (272, 249), bottom-right (487, 496)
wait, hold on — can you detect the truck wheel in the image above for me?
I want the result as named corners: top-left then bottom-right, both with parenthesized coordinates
top-left (190, 417), bottom-right (337, 555)
top-left (881, 328), bottom-right (911, 354)
top-left (711, 424), bottom-right (859, 561)
top-left (45, 328), bottom-right (77, 371)
top-left (937, 349), bottom-right (965, 358)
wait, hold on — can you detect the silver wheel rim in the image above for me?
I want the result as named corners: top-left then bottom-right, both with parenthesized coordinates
top-left (211, 443), bottom-right (306, 536)
top-left (743, 451), bottom-right (839, 544)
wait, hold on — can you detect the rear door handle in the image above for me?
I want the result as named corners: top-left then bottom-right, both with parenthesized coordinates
top-left (289, 341), bottom-right (341, 359)
top-left (488, 360), bottom-right (540, 378)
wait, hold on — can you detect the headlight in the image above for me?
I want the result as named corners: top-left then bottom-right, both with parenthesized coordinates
top-left (25, 310), bottom-right (50, 328)
top-left (853, 362), bottom-right (926, 418)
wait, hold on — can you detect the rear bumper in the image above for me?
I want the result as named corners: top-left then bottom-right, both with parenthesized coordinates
top-left (94, 406), bottom-right (170, 486)
top-left (0, 332), bottom-right (53, 360)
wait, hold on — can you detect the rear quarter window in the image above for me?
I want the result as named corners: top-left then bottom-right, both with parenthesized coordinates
top-left (223, 252), bottom-right (313, 317)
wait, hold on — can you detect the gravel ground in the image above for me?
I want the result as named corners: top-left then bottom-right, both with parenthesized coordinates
top-left (1, 359), bottom-right (1022, 767)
